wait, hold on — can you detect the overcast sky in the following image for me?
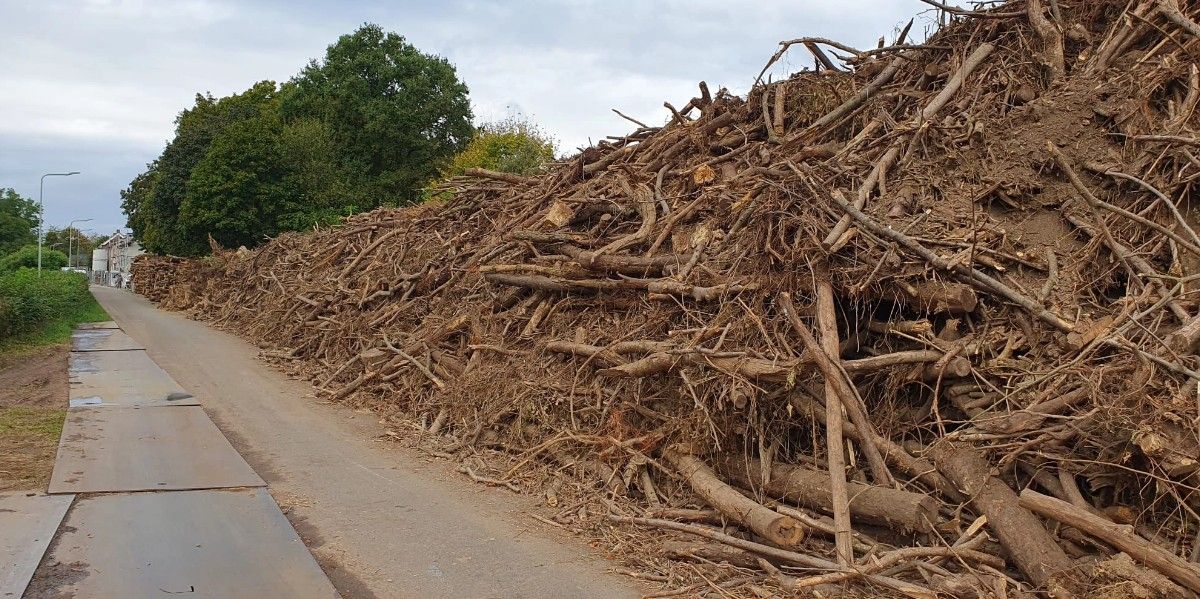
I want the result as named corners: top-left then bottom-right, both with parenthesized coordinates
top-left (0, 0), bottom-right (932, 237)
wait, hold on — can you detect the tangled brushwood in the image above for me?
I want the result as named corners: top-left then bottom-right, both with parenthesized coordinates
top-left (134, 0), bottom-right (1200, 596)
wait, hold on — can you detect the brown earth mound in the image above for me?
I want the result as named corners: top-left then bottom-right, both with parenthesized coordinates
top-left (135, 1), bottom-right (1200, 595)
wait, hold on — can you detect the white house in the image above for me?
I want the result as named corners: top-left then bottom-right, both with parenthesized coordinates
top-left (92, 232), bottom-right (143, 287)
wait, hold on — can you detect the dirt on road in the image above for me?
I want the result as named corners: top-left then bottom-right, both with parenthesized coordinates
top-left (0, 345), bottom-right (67, 492)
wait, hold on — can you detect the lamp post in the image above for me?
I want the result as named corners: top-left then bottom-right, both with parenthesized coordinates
top-left (67, 218), bottom-right (93, 268)
top-left (38, 171), bottom-right (80, 275)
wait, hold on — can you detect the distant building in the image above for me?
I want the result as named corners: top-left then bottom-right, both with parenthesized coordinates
top-left (91, 232), bottom-right (143, 288)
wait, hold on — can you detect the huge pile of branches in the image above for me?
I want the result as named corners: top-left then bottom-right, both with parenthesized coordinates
top-left (140, 1), bottom-right (1200, 596)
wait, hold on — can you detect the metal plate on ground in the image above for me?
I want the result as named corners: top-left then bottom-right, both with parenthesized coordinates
top-left (70, 328), bottom-right (144, 352)
top-left (48, 406), bottom-right (264, 494)
top-left (75, 321), bottom-right (120, 329)
top-left (35, 489), bottom-right (338, 598)
top-left (68, 350), bottom-right (198, 407)
top-left (0, 492), bottom-right (73, 599)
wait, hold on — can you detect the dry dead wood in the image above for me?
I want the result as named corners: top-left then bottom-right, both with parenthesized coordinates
top-left (135, 2), bottom-right (1200, 594)
top-left (1020, 489), bottom-right (1200, 593)
top-left (720, 458), bottom-right (940, 533)
top-left (930, 444), bottom-right (1073, 588)
top-left (779, 292), bottom-right (894, 487)
top-left (663, 448), bottom-right (806, 547)
top-left (606, 515), bottom-right (937, 598)
top-left (814, 279), bottom-right (854, 564)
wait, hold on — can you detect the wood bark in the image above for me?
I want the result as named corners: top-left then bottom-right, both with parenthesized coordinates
top-left (831, 192), bottom-right (1075, 332)
top-left (663, 448), bottom-right (806, 547)
top-left (465, 167), bottom-right (532, 185)
top-left (1019, 489), bottom-right (1200, 593)
top-left (1167, 312), bottom-right (1200, 355)
top-left (483, 272), bottom-right (756, 300)
top-left (661, 539), bottom-right (762, 569)
top-left (607, 515), bottom-right (935, 598)
top-left (594, 347), bottom-right (953, 381)
top-left (929, 443), bottom-right (1072, 588)
top-left (787, 392), bottom-right (965, 503)
top-left (815, 281), bottom-right (854, 564)
top-left (878, 280), bottom-right (979, 314)
top-left (823, 43), bottom-right (995, 246)
top-left (721, 457), bottom-right (941, 533)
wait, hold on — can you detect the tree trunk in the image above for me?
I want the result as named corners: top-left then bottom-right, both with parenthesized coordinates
top-left (929, 443), bottom-right (1071, 589)
top-left (1020, 489), bottom-right (1200, 593)
top-left (664, 448), bottom-right (806, 547)
top-left (721, 457), bottom-right (941, 534)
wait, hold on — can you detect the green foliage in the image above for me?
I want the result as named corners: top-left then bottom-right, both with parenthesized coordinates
top-left (0, 246), bottom-right (67, 273)
top-left (0, 269), bottom-right (106, 345)
top-left (0, 188), bottom-right (39, 256)
top-left (125, 82), bottom-right (283, 255)
top-left (42, 227), bottom-right (98, 267)
top-left (282, 24), bottom-right (475, 207)
top-left (120, 165), bottom-right (160, 251)
top-left (441, 117), bottom-right (557, 179)
top-left (121, 24), bottom-right (475, 255)
top-left (180, 87), bottom-right (291, 249)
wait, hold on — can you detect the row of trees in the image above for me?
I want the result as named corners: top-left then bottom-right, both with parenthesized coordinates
top-left (0, 188), bottom-right (102, 268)
top-left (122, 24), bottom-right (555, 257)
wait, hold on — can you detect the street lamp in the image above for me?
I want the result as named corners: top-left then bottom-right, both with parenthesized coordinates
top-left (37, 171), bottom-right (80, 275)
top-left (67, 218), bottom-right (93, 268)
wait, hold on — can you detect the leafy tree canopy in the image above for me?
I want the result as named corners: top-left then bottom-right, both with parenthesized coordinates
top-left (0, 245), bottom-right (67, 273)
top-left (43, 227), bottom-right (104, 266)
top-left (122, 24), bottom-right (477, 256)
top-left (282, 23), bottom-right (474, 206)
top-left (0, 188), bottom-right (39, 255)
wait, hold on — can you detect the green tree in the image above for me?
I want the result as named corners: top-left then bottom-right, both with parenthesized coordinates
top-left (0, 188), bottom-right (39, 255)
top-left (121, 24), bottom-right (477, 255)
top-left (282, 23), bottom-right (474, 206)
top-left (126, 82), bottom-right (280, 255)
top-left (180, 91), bottom-right (289, 248)
top-left (0, 245), bottom-right (67, 272)
top-left (121, 163), bottom-right (160, 251)
top-left (276, 117), bottom-right (360, 229)
top-left (181, 92), bottom-right (357, 249)
top-left (43, 226), bottom-right (101, 267)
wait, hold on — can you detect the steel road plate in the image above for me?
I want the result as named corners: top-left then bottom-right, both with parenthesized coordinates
top-left (48, 406), bottom-right (264, 493)
top-left (70, 328), bottom-right (144, 352)
top-left (33, 489), bottom-right (338, 598)
top-left (68, 350), bottom-right (198, 407)
top-left (0, 492), bottom-right (73, 598)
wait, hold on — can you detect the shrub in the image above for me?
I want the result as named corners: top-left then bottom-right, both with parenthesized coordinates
top-left (0, 245), bottom-right (68, 273)
top-left (0, 269), bottom-right (93, 339)
top-left (425, 117), bottom-right (556, 203)
top-left (441, 117), bottom-right (556, 179)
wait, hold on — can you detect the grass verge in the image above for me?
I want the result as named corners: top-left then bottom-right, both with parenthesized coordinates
top-left (0, 270), bottom-right (110, 355)
top-left (0, 271), bottom-right (102, 489)
top-left (0, 407), bottom-right (66, 491)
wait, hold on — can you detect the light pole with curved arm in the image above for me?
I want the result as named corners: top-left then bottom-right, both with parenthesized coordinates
top-left (38, 171), bottom-right (80, 275)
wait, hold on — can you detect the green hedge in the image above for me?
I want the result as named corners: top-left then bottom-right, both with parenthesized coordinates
top-left (0, 245), bottom-right (68, 273)
top-left (0, 269), bottom-right (97, 340)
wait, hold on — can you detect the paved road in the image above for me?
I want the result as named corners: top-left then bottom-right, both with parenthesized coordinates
top-left (92, 286), bottom-right (641, 599)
